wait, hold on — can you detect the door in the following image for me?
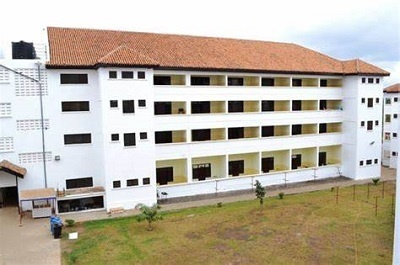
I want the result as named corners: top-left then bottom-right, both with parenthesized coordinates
top-left (319, 152), bottom-right (327, 166)
top-left (192, 163), bottom-right (211, 181)
top-left (156, 167), bottom-right (173, 185)
top-left (262, 157), bottom-right (274, 173)
top-left (291, 154), bottom-right (302, 169)
top-left (0, 187), bottom-right (18, 207)
top-left (229, 160), bottom-right (244, 176)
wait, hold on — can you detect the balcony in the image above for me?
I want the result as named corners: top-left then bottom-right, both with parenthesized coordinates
top-left (318, 145), bottom-right (341, 166)
top-left (155, 130), bottom-right (186, 144)
top-left (319, 123), bottom-right (342, 134)
top-left (292, 124), bottom-right (317, 136)
top-left (191, 128), bottom-right (226, 142)
top-left (261, 150), bottom-right (290, 173)
top-left (291, 147), bottom-right (317, 169)
top-left (190, 75), bottom-right (226, 86)
top-left (154, 75), bottom-right (186, 86)
top-left (261, 77), bottom-right (291, 87)
top-left (192, 155), bottom-right (226, 181)
top-left (228, 152), bottom-right (259, 177)
top-left (320, 78), bottom-right (342, 87)
top-left (227, 76), bottom-right (259, 87)
top-left (191, 101), bottom-right (225, 114)
top-left (154, 101), bottom-right (186, 115)
top-left (228, 101), bottom-right (259, 113)
top-left (156, 159), bottom-right (187, 185)
top-left (292, 78), bottom-right (318, 87)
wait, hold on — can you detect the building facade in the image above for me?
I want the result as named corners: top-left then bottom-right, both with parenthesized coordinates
top-left (382, 83), bottom-right (400, 168)
top-left (0, 27), bottom-right (389, 213)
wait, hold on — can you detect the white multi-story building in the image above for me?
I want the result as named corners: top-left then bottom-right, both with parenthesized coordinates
top-left (382, 83), bottom-right (400, 168)
top-left (0, 27), bottom-right (389, 214)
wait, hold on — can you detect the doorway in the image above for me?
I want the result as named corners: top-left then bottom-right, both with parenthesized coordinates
top-left (0, 187), bottom-right (18, 207)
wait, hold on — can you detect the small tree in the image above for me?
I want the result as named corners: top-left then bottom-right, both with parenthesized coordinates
top-left (254, 180), bottom-right (266, 205)
top-left (372, 178), bottom-right (380, 186)
top-left (136, 203), bottom-right (163, 231)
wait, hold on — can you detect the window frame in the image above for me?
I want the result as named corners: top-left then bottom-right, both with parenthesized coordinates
top-left (123, 133), bottom-right (136, 147)
top-left (64, 133), bottom-right (92, 145)
top-left (122, 100), bottom-right (135, 114)
top-left (121, 71), bottom-right (134, 79)
top-left (60, 74), bottom-right (89, 84)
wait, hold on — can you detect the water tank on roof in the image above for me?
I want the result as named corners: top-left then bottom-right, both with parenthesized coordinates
top-left (12, 41), bottom-right (36, 59)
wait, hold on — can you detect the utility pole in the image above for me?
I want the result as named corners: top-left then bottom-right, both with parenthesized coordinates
top-left (0, 63), bottom-right (48, 188)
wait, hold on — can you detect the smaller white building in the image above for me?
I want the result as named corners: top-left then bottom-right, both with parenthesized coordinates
top-left (382, 84), bottom-right (400, 168)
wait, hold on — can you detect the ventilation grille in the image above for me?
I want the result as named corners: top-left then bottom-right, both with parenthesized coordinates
top-left (0, 68), bottom-right (10, 83)
top-left (15, 68), bottom-right (48, 96)
top-left (0, 137), bottom-right (13, 152)
top-left (0, 103), bottom-right (12, 117)
top-left (19, 152), bottom-right (52, 164)
top-left (17, 119), bottom-right (49, 131)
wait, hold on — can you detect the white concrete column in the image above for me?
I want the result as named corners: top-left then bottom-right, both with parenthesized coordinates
top-left (187, 157), bottom-right (193, 183)
top-left (185, 74), bottom-right (190, 86)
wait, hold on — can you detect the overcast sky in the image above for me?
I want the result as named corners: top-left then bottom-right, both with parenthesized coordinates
top-left (1, 0), bottom-right (399, 85)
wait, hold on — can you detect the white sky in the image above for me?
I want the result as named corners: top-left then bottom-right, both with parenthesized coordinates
top-left (0, 0), bottom-right (399, 85)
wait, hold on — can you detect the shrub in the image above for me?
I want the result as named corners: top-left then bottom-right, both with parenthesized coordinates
top-left (136, 203), bottom-right (163, 231)
top-left (254, 180), bottom-right (266, 205)
top-left (65, 219), bottom-right (75, 227)
top-left (372, 178), bottom-right (380, 186)
top-left (278, 192), bottom-right (285, 199)
top-left (217, 202), bottom-right (223, 208)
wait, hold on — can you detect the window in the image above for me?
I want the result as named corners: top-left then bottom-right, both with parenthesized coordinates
top-left (261, 78), bottom-right (275, 86)
top-left (140, 132), bottom-right (147, 140)
top-left (367, 121), bottom-right (373, 131)
top-left (113, 181), bottom-right (121, 188)
top-left (229, 160), bottom-right (244, 176)
top-left (319, 100), bottom-right (327, 110)
top-left (361, 121), bottom-right (365, 127)
top-left (109, 71), bottom-right (117, 79)
top-left (138, 100), bottom-right (146, 107)
top-left (292, 124), bottom-right (302, 135)
top-left (385, 114), bottom-right (391, 123)
top-left (155, 131), bottom-right (172, 144)
top-left (319, 123), bottom-right (327, 133)
top-left (262, 157), bottom-right (274, 173)
top-left (395, 97), bottom-right (399, 102)
top-left (228, 127), bottom-right (244, 139)
top-left (111, 134), bottom-right (119, 141)
top-left (376, 78), bottom-right (380, 84)
top-left (143, 177), bottom-right (150, 185)
top-left (228, 101), bottom-right (244, 113)
top-left (366, 159), bottom-right (372, 165)
top-left (375, 120), bottom-right (379, 126)
top-left (374, 159), bottom-right (378, 164)
top-left (122, 100), bottom-right (135, 113)
top-left (292, 79), bottom-right (302, 87)
top-left (124, 133), bottom-right (136, 146)
top-left (261, 126), bottom-right (274, 137)
top-left (66, 177), bottom-right (93, 189)
top-left (64, 133), bottom-right (91, 145)
top-left (367, 78), bottom-right (373, 84)
top-left (138, 71), bottom-right (146, 79)
top-left (361, 77), bottom-right (366, 83)
top-left (127, 179), bottom-right (139, 186)
top-left (192, 129), bottom-right (211, 141)
top-left (154, 102), bottom-right (172, 115)
top-left (385, 132), bottom-right (391, 140)
top-left (359, 161), bottom-right (364, 166)
top-left (121, 71), bottom-right (134, 79)
top-left (154, 76), bottom-right (171, 85)
top-left (386, 98), bottom-right (391, 105)
top-left (191, 76), bottom-right (210, 86)
top-left (157, 167), bottom-right (173, 185)
top-left (393, 133), bottom-right (397, 138)
top-left (361, 98), bottom-right (365, 104)
top-left (262, 101), bottom-right (274, 112)
top-left (393, 152), bottom-right (397, 156)
top-left (367, 98), bottom-right (373, 108)
top-left (61, 101), bottom-right (90, 112)
top-left (320, 79), bottom-right (327, 87)
top-left (292, 100), bottom-right (302, 111)
top-left (191, 101), bottom-right (210, 114)
top-left (394, 114), bottom-right (398, 119)
top-left (192, 163), bottom-right (211, 181)
top-left (110, 100), bottom-right (118, 108)
top-left (228, 77), bottom-right (244, 86)
top-left (376, 98), bottom-right (379, 104)
top-left (60, 74), bottom-right (88, 84)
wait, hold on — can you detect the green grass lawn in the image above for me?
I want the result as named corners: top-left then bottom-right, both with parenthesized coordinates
top-left (62, 182), bottom-right (395, 265)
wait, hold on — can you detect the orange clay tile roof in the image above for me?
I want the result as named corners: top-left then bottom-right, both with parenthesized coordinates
top-left (46, 27), bottom-right (390, 76)
top-left (384, 83), bottom-right (400, 93)
top-left (0, 160), bottom-right (27, 177)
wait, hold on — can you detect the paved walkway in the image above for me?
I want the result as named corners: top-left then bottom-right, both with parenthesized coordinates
top-left (0, 207), bottom-right (60, 265)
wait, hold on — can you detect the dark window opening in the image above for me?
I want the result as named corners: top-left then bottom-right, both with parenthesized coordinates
top-left (154, 102), bottom-right (172, 115)
top-left (292, 100), bottom-right (302, 111)
top-left (60, 74), bottom-right (88, 84)
top-left (367, 78), bottom-right (373, 84)
top-left (62, 101), bottom-right (90, 112)
top-left (319, 100), bottom-right (327, 110)
top-left (111, 134), bottom-right (119, 141)
top-left (138, 71), bottom-right (146, 79)
top-left (154, 76), bottom-right (171, 85)
top-left (229, 160), bottom-right (244, 176)
top-left (143, 178), bottom-right (150, 185)
top-left (58, 196), bottom-right (104, 213)
top-left (292, 124), bottom-right (302, 135)
top-left (122, 100), bottom-right (135, 113)
top-left (228, 127), bottom-right (244, 139)
top-left (192, 129), bottom-right (211, 141)
top-left (127, 179), bottom-right (139, 186)
top-left (193, 163), bottom-right (211, 181)
top-left (367, 98), bottom-right (373, 108)
top-left (138, 100), bottom-right (146, 107)
top-left (64, 134), bottom-right (91, 145)
top-left (191, 76), bottom-right (210, 86)
top-left (395, 97), bottom-right (398, 102)
top-left (318, 152), bottom-right (327, 166)
top-left (121, 71), bottom-right (134, 79)
top-left (376, 98), bottom-right (380, 104)
top-left (261, 78), bottom-right (275, 86)
top-left (123, 133), bottom-right (136, 146)
top-left (155, 131), bottom-right (172, 144)
top-left (320, 79), bottom-right (327, 87)
top-left (376, 78), bottom-right (380, 84)
top-left (262, 157), bottom-right (274, 173)
top-left (366, 159), bottom-right (372, 165)
top-left (140, 132), bottom-right (147, 140)
top-left (261, 126), bottom-right (274, 137)
top-left (360, 161), bottom-right (364, 166)
top-left (191, 101), bottom-right (210, 114)
top-left (375, 120), bottom-right (379, 126)
top-left (292, 79), bottom-right (302, 87)
top-left (109, 71), bottom-right (117, 79)
top-left (228, 77), bottom-right (244, 86)
top-left (393, 152), bottom-right (397, 156)
top-left (319, 123), bottom-right (327, 133)
top-left (157, 167), bottom-right (173, 185)
top-left (361, 98), bottom-right (366, 104)
top-left (110, 100), bottom-right (118, 108)
top-left (362, 77), bottom-right (366, 83)
top-left (228, 101), bottom-right (244, 113)
top-left (374, 159), bottom-right (378, 164)
top-left (66, 177), bottom-right (93, 189)
top-left (262, 101), bottom-right (274, 112)
top-left (361, 121), bottom-right (365, 127)
top-left (113, 181), bottom-right (121, 188)
top-left (393, 133), bottom-right (397, 138)
top-left (394, 114), bottom-right (398, 119)
top-left (291, 154), bottom-right (302, 169)
top-left (367, 121), bottom-right (373, 131)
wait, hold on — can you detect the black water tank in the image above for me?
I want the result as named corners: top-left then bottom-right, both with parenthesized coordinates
top-left (12, 41), bottom-right (36, 59)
